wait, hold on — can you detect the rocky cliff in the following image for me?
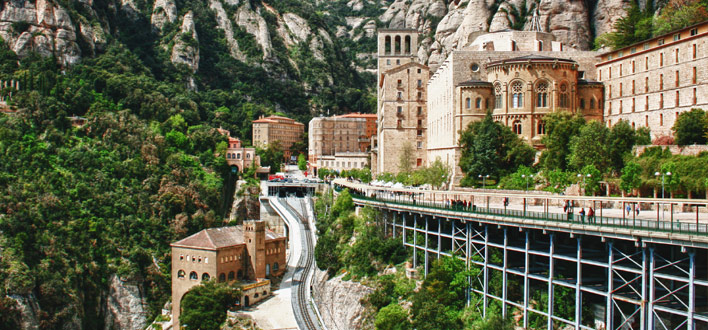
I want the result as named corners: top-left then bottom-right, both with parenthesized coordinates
top-left (312, 269), bottom-right (373, 330)
top-left (102, 275), bottom-right (149, 330)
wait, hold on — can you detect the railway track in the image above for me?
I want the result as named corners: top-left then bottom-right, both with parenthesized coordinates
top-left (282, 197), bottom-right (318, 330)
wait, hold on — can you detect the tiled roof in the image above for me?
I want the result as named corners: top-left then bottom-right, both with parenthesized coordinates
top-left (457, 79), bottom-right (493, 87)
top-left (171, 226), bottom-right (285, 250)
top-left (336, 113), bottom-right (377, 119)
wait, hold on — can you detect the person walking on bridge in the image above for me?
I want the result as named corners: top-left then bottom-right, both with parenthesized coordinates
top-left (588, 207), bottom-right (595, 224)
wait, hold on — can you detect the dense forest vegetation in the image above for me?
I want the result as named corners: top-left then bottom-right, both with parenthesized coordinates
top-left (0, 0), bottom-right (377, 327)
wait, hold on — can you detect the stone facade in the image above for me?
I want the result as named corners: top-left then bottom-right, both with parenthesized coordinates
top-left (170, 221), bottom-right (286, 329)
top-left (597, 21), bottom-right (708, 139)
top-left (318, 152), bottom-right (369, 172)
top-left (308, 114), bottom-right (374, 173)
top-left (374, 29), bottom-right (429, 175)
top-left (252, 115), bottom-right (304, 161)
top-left (425, 30), bottom-right (601, 184)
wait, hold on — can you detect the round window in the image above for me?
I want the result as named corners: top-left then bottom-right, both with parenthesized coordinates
top-left (470, 63), bottom-right (480, 72)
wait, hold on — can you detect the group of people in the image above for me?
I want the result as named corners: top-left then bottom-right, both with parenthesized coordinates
top-left (563, 200), bottom-right (596, 224)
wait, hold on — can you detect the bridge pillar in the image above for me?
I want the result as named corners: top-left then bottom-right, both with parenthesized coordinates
top-left (575, 237), bottom-right (582, 330)
top-left (648, 247), bottom-right (655, 330)
top-left (689, 251), bottom-right (695, 330)
top-left (606, 241), bottom-right (614, 330)
top-left (548, 233), bottom-right (555, 330)
top-left (413, 214), bottom-right (417, 268)
top-left (502, 227), bottom-right (508, 318)
top-left (523, 230), bottom-right (530, 329)
top-left (424, 217), bottom-right (429, 276)
top-left (483, 224), bottom-right (489, 317)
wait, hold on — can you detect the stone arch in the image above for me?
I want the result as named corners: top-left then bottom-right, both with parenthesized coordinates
top-left (405, 35), bottom-right (411, 54)
top-left (189, 271), bottom-right (198, 280)
top-left (394, 35), bottom-right (401, 54)
top-left (178, 270), bottom-right (186, 279)
top-left (219, 273), bottom-right (226, 282)
top-left (385, 35), bottom-right (391, 54)
top-left (202, 273), bottom-right (210, 281)
top-left (228, 271), bottom-right (235, 281)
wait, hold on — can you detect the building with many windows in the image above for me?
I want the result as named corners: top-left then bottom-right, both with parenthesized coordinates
top-left (596, 21), bottom-right (708, 139)
top-left (252, 115), bottom-right (305, 161)
top-left (308, 113), bottom-right (376, 174)
top-left (170, 221), bottom-right (286, 329)
top-left (425, 30), bottom-right (601, 184)
top-left (372, 29), bottom-right (429, 175)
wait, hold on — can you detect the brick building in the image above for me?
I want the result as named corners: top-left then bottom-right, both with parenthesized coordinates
top-left (372, 29), bottom-right (429, 175)
top-left (170, 221), bottom-right (286, 329)
top-left (596, 21), bottom-right (708, 139)
top-left (252, 115), bottom-right (305, 161)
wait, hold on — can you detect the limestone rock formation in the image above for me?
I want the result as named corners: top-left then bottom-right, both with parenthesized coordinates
top-left (208, 0), bottom-right (247, 62)
top-left (103, 275), bottom-right (149, 330)
top-left (151, 0), bottom-right (178, 31)
top-left (536, 0), bottom-right (593, 50)
top-left (171, 11), bottom-right (200, 73)
top-left (236, 2), bottom-right (273, 60)
top-left (312, 269), bottom-right (373, 330)
top-left (593, 0), bottom-right (633, 39)
top-left (0, 0), bottom-right (81, 66)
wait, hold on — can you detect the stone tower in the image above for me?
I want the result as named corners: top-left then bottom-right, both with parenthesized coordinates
top-left (244, 220), bottom-right (266, 279)
top-left (373, 29), bottom-right (429, 175)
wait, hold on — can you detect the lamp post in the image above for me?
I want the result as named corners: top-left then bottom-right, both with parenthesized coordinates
top-left (478, 174), bottom-right (489, 189)
top-left (577, 173), bottom-right (591, 195)
top-left (522, 174), bottom-right (534, 192)
top-left (655, 171), bottom-right (672, 222)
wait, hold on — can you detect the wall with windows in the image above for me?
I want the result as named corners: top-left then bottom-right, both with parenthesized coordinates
top-left (597, 22), bottom-right (708, 138)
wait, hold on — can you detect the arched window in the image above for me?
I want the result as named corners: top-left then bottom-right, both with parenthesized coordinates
top-left (178, 270), bottom-right (186, 279)
top-left (494, 83), bottom-right (502, 109)
top-left (228, 271), bottom-right (235, 281)
top-left (385, 36), bottom-right (391, 54)
top-left (475, 97), bottom-right (482, 109)
top-left (273, 262), bottom-right (279, 272)
top-left (580, 99), bottom-right (586, 109)
top-left (465, 98), bottom-right (471, 109)
top-left (202, 273), bottom-right (210, 281)
top-left (219, 273), bottom-right (226, 282)
top-left (536, 81), bottom-right (548, 107)
top-left (559, 83), bottom-right (569, 108)
top-left (189, 271), bottom-right (198, 280)
top-left (537, 122), bottom-right (546, 135)
top-left (590, 98), bottom-right (596, 109)
top-left (246, 153), bottom-right (251, 159)
top-left (236, 153), bottom-right (241, 159)
top-left (254, 293), bottom-right (259, 298)
top-left (513, 120), bottom-right (522, 134)
top-left (266, 264), bottom-right (271, 276)
top-left (511, 81), bottom-right (524, 108)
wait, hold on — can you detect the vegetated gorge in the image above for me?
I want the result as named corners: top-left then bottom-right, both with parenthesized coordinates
top-left (0, 0), bottom-right (705, 329)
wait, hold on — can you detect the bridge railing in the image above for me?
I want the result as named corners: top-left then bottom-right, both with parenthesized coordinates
top-left (338, 187), bottom-right (708, 236)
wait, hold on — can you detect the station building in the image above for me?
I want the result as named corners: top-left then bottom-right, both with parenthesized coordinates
top-left (170, 221), bottom-right (286, 329)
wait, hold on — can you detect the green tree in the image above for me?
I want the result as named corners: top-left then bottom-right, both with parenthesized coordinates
top-left (459, 111), bottom-right (533, 183)
top-left (607, 120), bottom-right (641, 173)
top-left (580, 164), bottom-right (602, 195)
top-left (660, 161), bottom-right (681, 197)
top-left (620, 162), bottom-right (643, 196)
top-left (654, 0), bottom-right (708, 36)
top-left (257, 141), bottom-right (284, 174)
top-left (540, 112), bottom-right (586, 171)
top-left (594, 1), bottom-right (654, 50)
top-left (180, 281), bottom-right (240, 330)
top-left (673, 108), bottom-right (708, 146)
top-left (297, 153), bottom-right (307, 171)
top-left (568, 120), bottom-right (610, 172)
top-left (375, 303), bottom-right (410, 330)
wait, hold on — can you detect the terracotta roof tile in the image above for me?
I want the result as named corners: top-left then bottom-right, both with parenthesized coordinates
top-left (172, 227), bottom-right (245, 249)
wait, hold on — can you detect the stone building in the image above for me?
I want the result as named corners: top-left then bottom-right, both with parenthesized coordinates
top-left (170, 221), bottom-right (286, 329)
top-left (425, 30), bottom-right (601, 184)
top-left (252, 115), bottom-right (305, 161)
top-left (308, 113), bottom-right (376, 174)
top-left (372, 29), bottom-right (429, 175)
top-left (596, 21), bottom-right (708, 139)
top-left (219, 129), bottom-right (269, 174)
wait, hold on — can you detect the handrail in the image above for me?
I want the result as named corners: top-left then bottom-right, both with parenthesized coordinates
top-left (339, 187), bottom-right (708, 237)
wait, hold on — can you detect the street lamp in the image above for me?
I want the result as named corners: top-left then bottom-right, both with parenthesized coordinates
top-left (478, 174), bottom-right (489, 189)
top-left (522, 174), bottom-right (534, 192)
top-left (577, 173), bottom-right (591, 195)
top-left (655, 171), bottom-right (672, 222)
